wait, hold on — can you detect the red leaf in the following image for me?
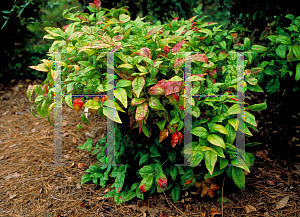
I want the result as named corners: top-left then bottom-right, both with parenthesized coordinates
top-left (184, 177), bottom-right (193, 185)
top-left (165, 81), bottom-right (183, 96)
top-left (159, 129), bottom-right (169, 143)
top-left (174, 58), bottom-right (185, 74)
top-left (139, 185), bottom-right (145, 194)
top-left (163, 46), bottom-right (170, 54)
top-left (172, 133), bottom-right (179, 148)
top-left (157, 177), bottom-right (168, 189)
top-left (77, 15), bottom-right (89, 23)
top-left (73, 98), bottom-right (83, 113)
top-left (208, 69), bottom-right (217, 79)
top-left (171, 40), bottom-right (185, 53)
top-left (139, 121), bottom-right (143, 134)
top-left (191, 22), bottom-right (196, 26)
top-left (173, 17), bottom-right (179, 21)
top-left (177, 132), bottom-right (183, 145)
top-left (148, 29), bottom-right (155, 35)
top-left (201, 185), bottom-right (209, 197)
top-left (63, 24), bottom-right (70, 32)
top-left (129, 116), bottom-right (135, 127)
top-left (115, 69), bottom-right (135, 81)
top-left (168, 93), bottom-right (179, 104)
top-left (157, 53), bottom-right (168, 58)
top-left (94, 0), bottom-right (101, 9)
top-left (149, 79), bottom-right (167, 95)
top-left (135, 102), bottom-right (148, 121)
top-left (210, 183), bottom-right (219, 191)
top-left (192, 54), bottom-right (208, 63)
top-left (191, 74), bottom-right (206, 78)
top-left (140, 47), bottom-right (150, 58)
top-left (180, 30), bottom-right (187, 36)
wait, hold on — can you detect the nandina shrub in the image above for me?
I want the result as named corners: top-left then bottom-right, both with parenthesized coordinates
top-left (27, 0), bottom-right (268, 204)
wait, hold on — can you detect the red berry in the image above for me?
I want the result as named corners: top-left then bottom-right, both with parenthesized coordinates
top-left (73, 98), bottom-right (83, 113)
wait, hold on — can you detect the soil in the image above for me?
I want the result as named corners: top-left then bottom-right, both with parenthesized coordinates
top-left (0, 79), bottom-right (300, 217)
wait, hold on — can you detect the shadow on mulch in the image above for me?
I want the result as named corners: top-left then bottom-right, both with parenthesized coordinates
top-left (0, 79), bottom-right (299, 217)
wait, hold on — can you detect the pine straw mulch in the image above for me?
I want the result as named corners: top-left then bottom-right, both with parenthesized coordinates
top-left (0, 79), bottom-right (300, 217)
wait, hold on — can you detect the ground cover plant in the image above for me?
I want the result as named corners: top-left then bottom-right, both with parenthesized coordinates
top-left (27, 0), bottom-right (269, 205)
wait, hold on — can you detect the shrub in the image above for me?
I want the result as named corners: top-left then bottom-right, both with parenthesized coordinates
top-left (27, 0), bottom-right (267, 205)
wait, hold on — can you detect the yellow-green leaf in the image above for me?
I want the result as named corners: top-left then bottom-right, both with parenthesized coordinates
top-left (114, 88), bottom-right (128, 108)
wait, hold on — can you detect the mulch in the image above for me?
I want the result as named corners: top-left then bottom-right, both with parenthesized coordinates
top-left (0, 79), bottom-right (299, 217)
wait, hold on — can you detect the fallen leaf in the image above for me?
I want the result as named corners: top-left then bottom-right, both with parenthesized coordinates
top-left (264, 212), bottom-right (270, 217)
top-left (76, 183), bottom-right (81, 189)
top-left (209, 207), bottom-right (221, 216)
top-left (4, 172), bottom-right (20, 180)
top-left (276, 196), bottom-right (289, 209)
top-left (245, 204), bottom-right (256, 213)
top-left (266, 180), bottom-right (276, 186)
top-left (77, 163), bottom-right (87, 168)
top-left (67, 162), bottom-right (75, 168)
top-left (201, 210), bottom-right (206, 217)
top-left (9, 194), bottom-right (16, 199)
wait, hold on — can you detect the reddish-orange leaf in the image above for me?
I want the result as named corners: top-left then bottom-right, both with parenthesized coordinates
top-left (171, 40), bottom-right (185, 53)
top-left (177, 132), bottom-right (183, 145)
top-left (210, 183), bottom-right (219, 191)
top-left (201, 185), bottom-right (209, 197)
top-left (139, 121), bottom-right (143, 134)
top-left (73, 98), bottom-right (83, 113)
top-left (159, 129), bottom-right (169, 143)
top-left (210, 207), bottom-right (221, 217)
top-left (140, 47), bottom-right (150, 58)
top-left (77, 15), bottom-right (89, 23)
top-left (192, 53), bottom-right (208, 63)
top-left (208, 69), bottom-right (217, 79)
top-left (207, 188), bottom-right (214, 198)
top-left (135, 102), bottom-right (148, 121)
top-left (174, 58), bottom-right (185, 74)
top-left (163, 45), bottom-right (170, 53)
top-left (165, 81), bottom-right (183, 96)
top-left (171, 133), bottom-right (179, 148)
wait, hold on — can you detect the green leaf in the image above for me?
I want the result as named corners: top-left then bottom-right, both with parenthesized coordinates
top-left (81, 113), bottom-right (90, 125)
top-left (139, 175), bottom-right (154, 192)
top-left (228, 118), bottom-right (239, 131)
top-left (292, 45), bottom-right (300, 60)
top-left (136, 64), bottom-right (148, 74)
top-left (84, 99), bottom-right (100, 110)
top-left (251, 45), bottom-right (267, 53)
top-left (247, 102), bottom-right (267, 111)
top-left (171, 184), bottom-right (180, 203)
top-left (103, 106), bottom-right (122, 123)
top-left (276, 36), bottom-right (291, 45)
top-left (65, 95), bottom-right (73, 109)
top-left (139, 154), bottom-right (149, 166)
top-left (244, 37), bottom-right (250, 50)
top-left (191, 127), bottom-right (208, 138)
top-left (192, 105), bottom-right (201, 118)
top-left (226, 104), bottom-right (242, 116)
top-left (170, 166), bottom-right (177, 181)
top-left (142, 124), bottom-right (150, 138)
top-left (210, 124), bottom-right (229, 136)
top-left (296, 63), bottom-right (300, 81)
top-left (220, 158), bottom-right (228, 169)
top-left (169, 117), bottom-right (180, 126)
top-left (114, 88), bottom-right (128, 108)
top-left (156, 119), bottom-right (166, 131)
top-left (276, 44), bottom-right (286, 59)
top-left (244, 111), bottom-right (256, 126)
top-left (232, 167), bottom-right (245, 190)
top-left (132, 76), bottom-right (145, 98)
top-left (103, 100), bottom-right (125, 113)
top-left (231, 157), bottom-right (250, 173)
top-left (204, 149), bottom-right (218, 175)
top-left (119, 63), bottom-right (133, 69)
top-left (117, 79), bottom-right (131, 88)
top-left (139, 165), bottom-right (155, 178)
top-left (207, 134), bottom-right (225, 149)
top-left (149, 97), bottom-right (165, 110)
top-left (220, 41), bottom-right (226, 50)
top-left (204, 165), bottom-right (225, 179)
top-left (81, 174), bottom-right (92, 184)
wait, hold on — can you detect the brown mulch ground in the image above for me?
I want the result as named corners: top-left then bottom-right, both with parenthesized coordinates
top-left (0, 79), bottom-right (300, 217)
